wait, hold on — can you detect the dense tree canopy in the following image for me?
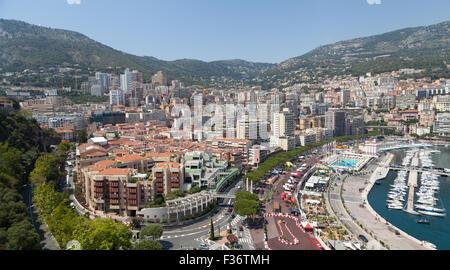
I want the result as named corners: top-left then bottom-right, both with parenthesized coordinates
top-left (72, 218), bottom-right (133, 250)
top-left (133, 239), bottom-right (163, 250)
top-left (29, 154), bottom-right (61, 187)
top-left (139, 224), bottom-right (163, 240)
top-left (234, 191), bottom-right (260, 218)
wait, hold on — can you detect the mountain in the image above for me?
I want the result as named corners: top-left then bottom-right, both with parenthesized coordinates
top-left (0, 18), bottom-right (449, 89)
top-left (258, 20), bottom-right (450, 88)
top-left (0, 19), bottom-right (274, 86)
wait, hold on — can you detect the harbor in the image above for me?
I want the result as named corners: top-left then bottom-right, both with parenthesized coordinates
top-left (368, 144), bottom-right (450, 249)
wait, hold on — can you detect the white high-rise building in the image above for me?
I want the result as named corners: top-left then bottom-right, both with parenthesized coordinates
top-left (273, 108), bottom-right (294, 138)
top-left (120, 68), bottom-right (132, 94)
top-left (271, 108), bottom-right (295, 150)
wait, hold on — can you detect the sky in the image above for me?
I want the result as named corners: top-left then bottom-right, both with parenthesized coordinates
top-left (0, 0), bottom-right (449, 63)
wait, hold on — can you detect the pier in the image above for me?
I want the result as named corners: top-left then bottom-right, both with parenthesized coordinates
top-left (387, 166), bottom-right (450, 177)
top-left (405, 152), bottom-right (419, 215)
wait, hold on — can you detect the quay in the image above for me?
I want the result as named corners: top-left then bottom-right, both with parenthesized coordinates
top-left (355, 153), bottom-right (432, 250)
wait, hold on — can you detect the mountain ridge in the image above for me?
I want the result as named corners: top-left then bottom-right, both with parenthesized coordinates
top-left (1, 18), bottom-right (449, 88)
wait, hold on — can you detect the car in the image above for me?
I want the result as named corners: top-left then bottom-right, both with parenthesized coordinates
top-left (239, 226), bottom-right (244, 231)
top-left (199, 243), bottom-right (209, 250)
top-left (358, 234), bottom-right (369, 243)
top-left (228, 208), bottom-right (233, 213)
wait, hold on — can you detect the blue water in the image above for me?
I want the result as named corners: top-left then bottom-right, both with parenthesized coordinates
top-left (368, 145), bottom-right (450, 250)
top-left (332, 159), bottom-right (359, 168)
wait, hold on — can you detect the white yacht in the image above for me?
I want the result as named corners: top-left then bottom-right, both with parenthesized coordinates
top-left (418, 210), bottom-right (446, 217)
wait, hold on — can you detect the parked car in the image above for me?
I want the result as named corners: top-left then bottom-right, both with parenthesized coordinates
top-left (358, 234), bottom-right (369, 243)
top-left (199, 243), bottom-right (209, 250)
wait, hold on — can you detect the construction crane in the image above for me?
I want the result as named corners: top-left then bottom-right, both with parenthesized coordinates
top-left (355, 128), bottom-right (360, 152)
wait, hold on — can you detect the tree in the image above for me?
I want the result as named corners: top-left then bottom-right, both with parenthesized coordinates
top-left (32, 184), bottom-right (65, 218)
top-left (233, 199), bottom-right (260, 218)
top-left (72, 218), bottom-right (132, 250)
top-left (46, 204), bottom-right (78, 248)
top-left (209, 218), bottom-right (215, 240)
top-left (139, 224), bottom-right (163, 240)
top-left (77, 129), bottom-right (88, 144)
top-left (29, 154), bottom-right (60, 187)
top-left (6, 220), bottom-right (41, 250)
top-left (57, 142), bottom-right (71, 156)
top-left (133, 240), bottom-right (163, 250)
top-left (236, 191), bottom-right (259, 201)
top-left (0, 143), bottom-right (24, 182)
top-left (227, 234), bottom-right (238, 245)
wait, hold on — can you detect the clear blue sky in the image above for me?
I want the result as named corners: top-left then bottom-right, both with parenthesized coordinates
top-left (0, 0), bottom-right (449, 63)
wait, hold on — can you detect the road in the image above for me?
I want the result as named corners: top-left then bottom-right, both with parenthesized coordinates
top-left (325, 157), bottom-right (386, 249)
top-left (159, 175), bottom-right (256, 250)
top-left (22, 179), bottom-right (60, 250)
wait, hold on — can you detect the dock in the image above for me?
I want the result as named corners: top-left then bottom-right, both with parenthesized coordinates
top-left (405, 152), bottom-right (419, 215)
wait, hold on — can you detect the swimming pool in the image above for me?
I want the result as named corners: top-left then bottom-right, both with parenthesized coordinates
top-left (332, 158), bottom-right (360, 168)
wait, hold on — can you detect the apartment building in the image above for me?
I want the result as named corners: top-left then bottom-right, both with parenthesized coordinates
top-left (205, 137), bottom-right (252, 163)
top-left (152, 162), bottom-right (184, 197)
top-left (87, 167), bottom-right (152, 217)
top-left (183, 151), bottom-right (228, 190)
top-left (434, 113), bottom-right (450, 136)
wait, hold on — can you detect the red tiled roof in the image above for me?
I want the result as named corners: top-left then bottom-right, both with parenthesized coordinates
top-left (98, 168), bottom-right (133, 176)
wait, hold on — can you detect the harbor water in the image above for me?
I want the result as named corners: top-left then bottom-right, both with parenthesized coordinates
top-left (368, 145), bottom-right (450, 250)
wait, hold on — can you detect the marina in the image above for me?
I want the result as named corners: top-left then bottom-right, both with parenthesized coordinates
top-left (368, 144), bottom-right (450, 250)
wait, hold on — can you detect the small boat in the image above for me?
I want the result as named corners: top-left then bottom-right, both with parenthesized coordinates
top-left (375, 180), bottom-right (381, 185)
top-left (416, 219), bottom-right (430, 224)
top-left (387, 204), bottom-right (403, 210)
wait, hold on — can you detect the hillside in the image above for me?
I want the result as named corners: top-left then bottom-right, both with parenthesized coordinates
top-left (258, 20), bottom-right (450, 88)
top-left (0, 19), bottom-right (274, 86)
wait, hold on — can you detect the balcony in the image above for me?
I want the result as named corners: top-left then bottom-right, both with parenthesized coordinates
top-left (109, 182), bottom-right (119, 187)
top-left (110, 194), bottom-right (120, 199)
top-left (109, 188), bottom-right (119, 193)
top-left (94, 188), bottom-right (104, 193)
top-left (94, 182), bottom-right (104, 187)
